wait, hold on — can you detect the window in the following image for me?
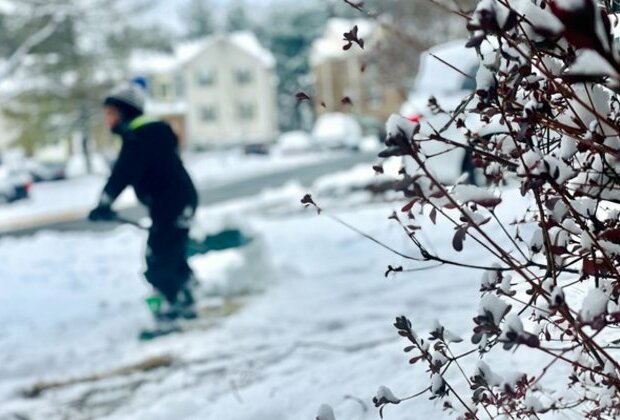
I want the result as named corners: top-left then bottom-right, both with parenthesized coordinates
top-left (197, 69), bottom-right (216, 86)
top-left (238, 103), bottom-right (255, 121)
top-left (235, 69), bottom-right (253, 85)
top-left (158, 82), bottom-right (170, 99)
top-left (175, 75), bottom-right (185, 97)
top-left (201, 106), bottom-right (217, 122)
top-left (368, 85), bottom-right (383, 108)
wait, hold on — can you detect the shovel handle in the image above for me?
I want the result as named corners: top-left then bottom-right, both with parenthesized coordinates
top-left (108, 215), bottom-right (149, 230)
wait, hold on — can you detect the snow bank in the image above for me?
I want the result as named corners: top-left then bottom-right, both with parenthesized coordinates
top-left (312, 157), bottom-right (401, 196)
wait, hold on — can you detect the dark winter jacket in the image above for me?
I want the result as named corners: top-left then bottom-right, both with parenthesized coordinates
top-left (102, 116), bottom-right (198, 224)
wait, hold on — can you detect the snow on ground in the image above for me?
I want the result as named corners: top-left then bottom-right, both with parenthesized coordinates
top-left (0, 149), bottom-right (333, 232)
top-left (312, 156), bottom-right (401, 196)
top-left (0, 180), bottom-right (571, 420)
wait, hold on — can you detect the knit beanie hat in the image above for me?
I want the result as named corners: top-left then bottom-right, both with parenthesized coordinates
top-left (103, 82), bottom-right (146, 115)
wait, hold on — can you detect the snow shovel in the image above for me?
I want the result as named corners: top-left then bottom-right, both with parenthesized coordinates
top-left (106, 215), bottom-right (253, 257)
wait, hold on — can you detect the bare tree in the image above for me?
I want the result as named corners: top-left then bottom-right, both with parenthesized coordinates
top-left (1, 0), bottom-right (167, 164)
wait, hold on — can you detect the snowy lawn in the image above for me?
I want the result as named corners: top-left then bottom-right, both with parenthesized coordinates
top-left (0, 149), bottom-right (335, 232)
top-left (0, 184), bottom-right (572, 420)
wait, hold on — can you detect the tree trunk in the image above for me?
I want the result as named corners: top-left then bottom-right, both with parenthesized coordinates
top-left (80, 107), bottom-right (92, 174)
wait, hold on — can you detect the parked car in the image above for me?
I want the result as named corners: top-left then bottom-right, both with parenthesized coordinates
top-left (399, 40), bottom-right (479, 184)
top-left (25, 160), bottom-right (66, 182)
top-left (357, 115), bottom-right (387, 143)
top-left (243, 143), bottom-right (270, 155)
top-left (312, 112), bottom-right (363, 150)
top-left (273, 131), bottom-right (314, 155)
top-left (0, 167), bottom-right (32, 203)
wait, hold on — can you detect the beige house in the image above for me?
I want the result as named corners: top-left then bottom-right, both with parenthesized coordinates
top-left (310, 19), bottom-right (404, 122)
top-left (132, 32), bottom-right (279, 149)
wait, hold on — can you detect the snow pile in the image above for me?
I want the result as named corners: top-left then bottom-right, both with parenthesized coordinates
top-left (191, 237), bottom-right (276, 298)
top-left (312, 113), bottom-right (363, 149)
top-left (312, 157), bottom-right (401, 196)
top-left (273, 131), bottom-right (314, 155)
top-left (359, 136), bottom-right (381, 153)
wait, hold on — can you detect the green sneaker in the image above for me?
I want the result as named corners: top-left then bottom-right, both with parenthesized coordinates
top-left (145, 293), bottom-right (164, 317)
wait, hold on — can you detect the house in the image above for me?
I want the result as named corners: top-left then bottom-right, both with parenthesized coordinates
top-left (310, 19), bottom-right (405, 123)
top-left (132, 32), bottom-right (279, 150)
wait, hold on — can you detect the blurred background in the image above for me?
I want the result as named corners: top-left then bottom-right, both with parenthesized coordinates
top-left (0, 1), bottom-right (482, 419)
top-left (0, 0), bottom-right (472, 235)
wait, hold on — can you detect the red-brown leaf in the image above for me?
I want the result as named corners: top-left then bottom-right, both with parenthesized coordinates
top-left (402, 200), bottom-right (416, 213)
top-left (452, 227), bottom-right (467, 252)
top-left (296, 92), bottom-right (310, 102)
top-left (430, 208), bottom-right (437, 225)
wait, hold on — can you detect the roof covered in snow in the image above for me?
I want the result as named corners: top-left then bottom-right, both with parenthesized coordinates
top-left (228, 31), bottom-right (276, 68)
top-left (131, 31), bottom-right (276, 76)
top-left (129, 51), bottom-right (178, 74)
top-left (145, 100), bottom-right (187, 116)
top-left (310, 18), bottom-right (377, 67)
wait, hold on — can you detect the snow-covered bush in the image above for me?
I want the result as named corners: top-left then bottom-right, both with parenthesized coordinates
top-left (309, 0), bottom-right (620, 418)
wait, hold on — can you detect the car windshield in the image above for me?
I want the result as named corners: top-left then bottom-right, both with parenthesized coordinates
top-left (460, 65), bottom-right (479, 91)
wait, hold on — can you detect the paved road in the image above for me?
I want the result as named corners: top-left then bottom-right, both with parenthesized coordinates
top-left (1, 152), bottom-right (377, 237)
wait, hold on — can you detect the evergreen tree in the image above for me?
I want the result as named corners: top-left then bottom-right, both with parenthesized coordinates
top-left (225, 1), bottom-right (252, 33)
top-left (180, 0), bottom-right (216, 40)
top-left (256, 3), bottom-right (329, 131)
